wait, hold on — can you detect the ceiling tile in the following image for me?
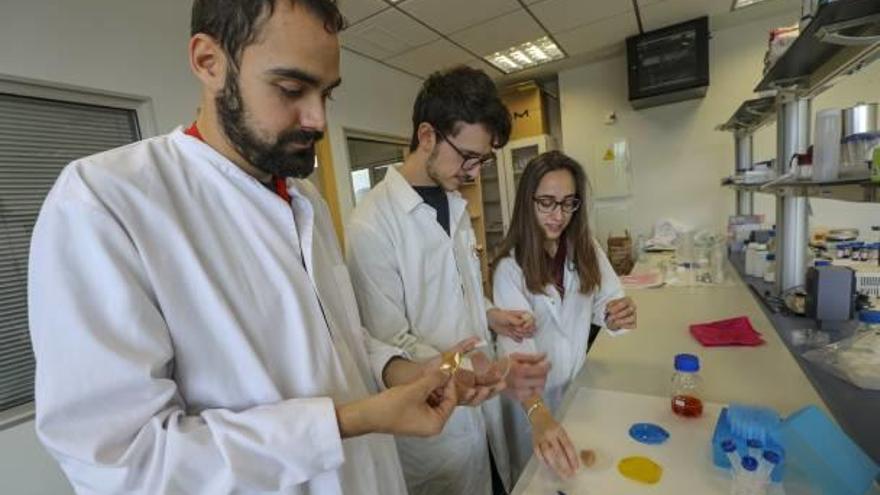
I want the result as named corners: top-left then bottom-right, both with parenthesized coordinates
top-left (340, 8), bottom-right (439, 60)
top-left (337, 0), bottom-right (388, 25)
top-left (530, 0), bottom-right (634, 34)
top-left (710, 0), bottom-right (800, 31)
top-left (637, 0), bottom-right (730, 31)
top-left (554, 11), bottom-right (639, 56)
top-left (449, 10), bottom-right (547, 56)
top-left (465, 58), bottom-right (506, 77)
top-left (340, 31), bottom-right (398, 60)
top-left (385, 38), bottom-right (475, 77)
top-left (399, 0), bottom-right (521, 34)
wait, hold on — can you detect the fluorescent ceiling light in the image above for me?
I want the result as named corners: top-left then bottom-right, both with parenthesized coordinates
top-left (484, 36), bottom-right (565, 74)
top-left (731, 0), bottom-right (771, 10)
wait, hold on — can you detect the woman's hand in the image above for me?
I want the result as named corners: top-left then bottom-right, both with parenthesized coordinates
top-left (487, 308), bottom-right (536, 342)
top-left (605, 297), bottom-right (636, 330)
top-left (529, 401), bottom-right (579, 478)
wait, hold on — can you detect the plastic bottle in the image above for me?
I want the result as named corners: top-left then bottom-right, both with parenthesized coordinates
top-left (763, 253), bottom-right (776, 283)
top-left (732, 455), bottom-right (766, 495)
top-left (671, 353), bottom-right (703, 417)
top-left (757, 450), bottom-right (781, 480)
top-left (853, 242), bottom-right (864, 262)
top-left (722, 439), bottom-right (740, 473)
top-left (872, 146), bottom-right (880, 184)
top-left (834, 242), bottom-right (846, 260)
top-left (814, 108), bottom-right (842, 182)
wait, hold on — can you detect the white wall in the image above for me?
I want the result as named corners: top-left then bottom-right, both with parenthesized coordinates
top-left (326, 51), bottom-right (421, 225)
top-left (0, 1), bottom-right (421, 493)
top-left (559, 11), bottom-right (880, 244)
top-left (1, 1), bottom-right (197, 492)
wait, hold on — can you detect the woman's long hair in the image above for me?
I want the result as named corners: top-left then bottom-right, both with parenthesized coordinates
top-left (492, 150), bottom-right (601, 295)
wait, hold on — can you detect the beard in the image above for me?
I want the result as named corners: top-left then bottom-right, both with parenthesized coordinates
top-left (215, 67), bottom-right (322, 178)
top-left (426, 146), bottom-right (464, 192)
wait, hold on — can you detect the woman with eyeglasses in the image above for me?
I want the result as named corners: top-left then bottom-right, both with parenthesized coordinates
top-left (491, 150), bottom-right (637, 482)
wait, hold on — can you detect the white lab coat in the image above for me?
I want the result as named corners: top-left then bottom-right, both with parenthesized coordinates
top-left (492, 243), bottom-right (625, 482)
top-left (345, 166), bottom-right (511, 495)
top-left (28, 128), bottom-right (409, 495)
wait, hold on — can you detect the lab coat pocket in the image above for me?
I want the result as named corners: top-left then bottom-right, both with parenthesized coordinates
top-left (332, 265), bottom-right (363, 332)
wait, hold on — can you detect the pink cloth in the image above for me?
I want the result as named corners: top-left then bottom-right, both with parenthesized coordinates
top-left (689, 316), bottom-right (765, 347)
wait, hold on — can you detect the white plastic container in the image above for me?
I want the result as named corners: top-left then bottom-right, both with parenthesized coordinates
top-left (746, 243), bottom-right (768, 278)
top-left (814, 108), bottom-right (842, 182)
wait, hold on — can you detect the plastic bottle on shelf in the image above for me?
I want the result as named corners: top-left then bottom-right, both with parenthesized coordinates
top-left (852, 242), bottom-right (864, 262)
top-left (814, 108), bottom-right (842, 182)
top-left (872, 147), bottom-right (880, 184)
top-left (763, 253), bottom-right (776, 283)
top-left (671, 354), bottom-right (703, 418)
top-left (858, 242), bottom-right (870, 262)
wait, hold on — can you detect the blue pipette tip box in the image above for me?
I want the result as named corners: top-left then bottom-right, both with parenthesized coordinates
top-left (711, 406), bottom-right (785, 482)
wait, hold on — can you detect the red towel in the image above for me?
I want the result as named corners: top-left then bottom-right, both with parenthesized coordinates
top-left (689, 316), bottom-right (765, 347)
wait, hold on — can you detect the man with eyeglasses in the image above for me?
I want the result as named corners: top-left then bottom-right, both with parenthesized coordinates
top-left (345, 66), bottom-right (551, 495)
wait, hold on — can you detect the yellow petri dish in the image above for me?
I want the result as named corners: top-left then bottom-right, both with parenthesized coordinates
top-left (618, 456), bottom-right (663, 485)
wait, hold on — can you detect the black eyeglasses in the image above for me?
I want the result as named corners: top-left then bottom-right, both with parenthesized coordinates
top-left (436, 131), bottom-right (496, 172)
top-left (533, 196), bottom-right (581, 214)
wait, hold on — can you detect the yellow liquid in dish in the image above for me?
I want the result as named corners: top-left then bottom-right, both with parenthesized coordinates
top-left (618, 456), bottom-right (663, 485)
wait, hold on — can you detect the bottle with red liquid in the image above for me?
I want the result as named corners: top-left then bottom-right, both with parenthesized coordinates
top-left (671, 353), bottom-right (703, 417)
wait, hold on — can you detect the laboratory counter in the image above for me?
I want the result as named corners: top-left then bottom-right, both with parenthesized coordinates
top-left (511, 259), bottom-right (841, 493)
top-left (729, 253), bottom-right (880, 464)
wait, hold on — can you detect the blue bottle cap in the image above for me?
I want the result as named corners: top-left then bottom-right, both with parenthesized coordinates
top-left (815, 260), bottom-right (831, 267)
top-left (762, 450), bottom-right (781, 465)
top-left (747, 438), bottom-right (763, 449)
top-left (766, 253), bottom-right (776, 261)
top-left (859, 310), bottom-right (880, 324)
top-left (721, 439), bottom-right (736, 453)
top-left (674, 353), bottom-right (700, 372)
top-left (741, 456), bottom-right (759, 472)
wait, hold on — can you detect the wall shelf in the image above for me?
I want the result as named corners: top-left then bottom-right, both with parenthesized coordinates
top-left (756, 0), bottom-right (880, 96)
top-left (722, 176), bottom-right (880, 202)
top-left (717, 96), bottom-right (777, 133)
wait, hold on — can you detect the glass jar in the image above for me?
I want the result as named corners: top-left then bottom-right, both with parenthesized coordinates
top-left (671, 353), bottom-right (703, 417)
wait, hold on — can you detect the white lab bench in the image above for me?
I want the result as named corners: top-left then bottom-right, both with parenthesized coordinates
top-left (510, 265), bottom-right (828, 494)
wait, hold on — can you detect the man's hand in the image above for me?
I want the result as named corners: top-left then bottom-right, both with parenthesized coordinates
top-left (505, 353), bottom-right (550, 401)
top-left (487, 308), bottom-right (536, 343)
top-left (530, 402), bottom-right (579, 479)
top-left (450, 350), bottom-right (507, 406)
top-left (605, 297), bottom-right (636, 330)
top-left (426, 337), bottom-right (506, 406)
top-left (337, 369), bottom-right (457, 438)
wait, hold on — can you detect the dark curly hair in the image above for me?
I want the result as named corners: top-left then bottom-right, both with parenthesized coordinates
top-left (409, 66), bottom-right (512, 151)
top-left (191, 0), bottom-right (345, 67)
